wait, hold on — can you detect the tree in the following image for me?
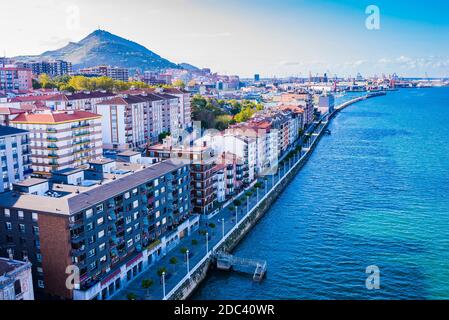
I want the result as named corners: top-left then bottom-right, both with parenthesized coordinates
top-left (233, 199), bottom-right (242, 207)
top-left (180, 247), bottom-right (188, 255)
top-left (127, 292), bottom-right (138, 300)
top-left (169, 257), bottom-right (178, 273)
top-left (141, 279), bottom-right (154, 299)
top-left (234, 107), bottom-right (257, 123)
top-left (38, 74), bottom-right (54, 89)
top-left (191, 239), bottom-right (198, 246)
top-left (158, 131), bottom-right (171, 143)
top-left (157, 267), bottom-right (167, 276)
top-left (173, 79), bottom-right (185, 89)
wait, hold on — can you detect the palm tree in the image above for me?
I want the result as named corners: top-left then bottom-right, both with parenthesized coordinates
top-left (141, 279), bottom-right (154, 299)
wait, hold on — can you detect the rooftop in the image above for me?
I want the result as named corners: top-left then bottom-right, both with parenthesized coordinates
top-left (0, 257), bottom-right (30, 277)
top-left (0, 160), bottom-right (185, 215)
top-left (0, 125), bottom-right (28, 137)
top-left (11, 110), bottom-right (101, 124)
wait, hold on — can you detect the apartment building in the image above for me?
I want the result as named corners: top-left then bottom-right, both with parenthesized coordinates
top-left (0, 256), bottom-right (34, 300)
top-left (96, 92), bottom-right (184, 150)
top-left (11, 111), bottom-right (103, 175)
top-left (162, 87), bottom-right (193, 130)
top-left (230, 120), bottom-right (278, 177)
top-left (273, 92), bottom-right (314, 126)
top-left (17, 60), bottom-right (73, 77)
top-left (46, 91), bottom-right (117, 112)
top-left (0, 126), bottom-right (32, 193)
top-left (0, 66), bottom-right (33, 93)
top-left (0, 159), bottom-right (195, 299)
top-left (200, 132), bottom-right (257, 185)
top-left (79, 66), bottom-right (129, 82)
top-left (148, 140), bottom-right (220, 216)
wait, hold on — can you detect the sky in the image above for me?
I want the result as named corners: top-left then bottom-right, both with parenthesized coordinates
top-left (1, 0), bottom-right (448, 78)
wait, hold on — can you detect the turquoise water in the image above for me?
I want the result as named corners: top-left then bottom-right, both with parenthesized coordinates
top-left (193, 88), bottom-right (449, 300)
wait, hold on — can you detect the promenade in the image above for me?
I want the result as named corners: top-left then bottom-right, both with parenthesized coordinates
top-left (112, 94), bottom-right (377, 300)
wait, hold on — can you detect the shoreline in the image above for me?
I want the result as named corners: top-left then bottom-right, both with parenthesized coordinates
top-left (166, 92), bottom-right (386, 300)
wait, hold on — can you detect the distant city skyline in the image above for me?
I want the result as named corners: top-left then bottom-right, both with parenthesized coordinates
top-left (1, 0), bottom-right (448, 78)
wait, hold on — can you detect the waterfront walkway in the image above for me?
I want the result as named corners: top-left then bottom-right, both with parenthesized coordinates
top-left (112, 95), bottom-right (375, 300)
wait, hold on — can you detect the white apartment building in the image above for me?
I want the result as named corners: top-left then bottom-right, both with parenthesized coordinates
top-left (11, 111), bottom-right (103, 175)
top-left (0, 257), bottom-right (34, 300)
top-left (96, 95), bottom-right (147, 150)
top-left (96, 92), bottom-right (184, 150)
top-left (200, 132), bottom-right (257, 184)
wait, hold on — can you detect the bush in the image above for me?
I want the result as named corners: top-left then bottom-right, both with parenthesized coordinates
top-left (191, 239), bottom-right (198, 245)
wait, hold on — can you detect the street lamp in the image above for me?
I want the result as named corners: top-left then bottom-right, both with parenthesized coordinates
top-left (162, 271), bottom-right (166, 300)
top-left (205, 232), bottom-right (209, 254)
top-left (221, 218), bottom-right (225, 238)
top-left (235, 206), bottom-right (238, 225)
top-left (186, 250), bottom-right (190, 278)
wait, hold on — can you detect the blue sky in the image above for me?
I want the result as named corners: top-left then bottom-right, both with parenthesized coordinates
top-left (0, 0), bottom-right (448, 77)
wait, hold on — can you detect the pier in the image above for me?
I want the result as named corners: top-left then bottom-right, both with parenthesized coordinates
top-left (213, 252), bottom-right (267, 281)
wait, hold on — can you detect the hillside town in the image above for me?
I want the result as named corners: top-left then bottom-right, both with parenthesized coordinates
top-left (1, 29), bottom-right (448, 301)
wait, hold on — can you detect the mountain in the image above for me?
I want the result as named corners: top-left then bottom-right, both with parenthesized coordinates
top-left (15, 29), bottom-right (180, 73)
top-left (178, 63), bottom-right (201, 72)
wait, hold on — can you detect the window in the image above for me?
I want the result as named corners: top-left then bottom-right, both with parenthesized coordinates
top-left (98, 230), bottom-right (105, 239)
top-left (4, 208), bottom-right (10, 218)
top-left (97, 217), bottom-right (104, 226)
top-left (88, 248), bottom-right (96, 258)
top-left (14, 280), bottom-right (22, 296)
top-left (154, 179), bottom-right (159, 187)
top-left (85, 209), bottom-right (93, 219)
top-left (36, 253), bottom-right (42, 262)
top-left (32, 212), bottom-right (38, 221)
top-left (155, 211), bottom-right (160, 219)
top-left (127, 239), bottom-right (133, 248)
top-left (124, 192), bottom-right (130, 199)
top-left (38, 280), bottom-right (45, 288)
top-left (18, 211), bottom-right (24, 219)
top-left (135, 234), bottom-right (141, 242)
top-left (33, 226), bottom-right (39, 235)
top-left (126, 227), bottom-right (132, 234)
top-left (132, 200), bottom-right (139, 209)
top-left (99, 243), bottom-right (106, 252)
top-left (132, 188), bottom-right (138, 195)
top-left (37, 267), bottom-right (43, 273)
top-left (162, 217), bottom-right (167, 225)
top-left (125, 216), bottom-right (132, 224)
top-left (96, 204), bottom-right (104, 213)
top-left (100, 255), bottom-right (107, 263)
top-left (5, 222), bottom-right (12, 230)
top-left (19, 224), bottom-right (25, 233)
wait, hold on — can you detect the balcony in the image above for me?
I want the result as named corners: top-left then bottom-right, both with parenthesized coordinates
top-left (71, 123), bottom-right (90, 129)
top-left (47, 137), bottom-right (58, 142)
top-left (73, 131), bottom-right (90, 137)
top-left (46, 128), bottom-right (57, 133)
top-left (47, 145), bottom-right (59, 150)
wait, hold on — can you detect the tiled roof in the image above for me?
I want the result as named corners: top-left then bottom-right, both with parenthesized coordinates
top-left (11, 110), bottom-right (101, 124)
